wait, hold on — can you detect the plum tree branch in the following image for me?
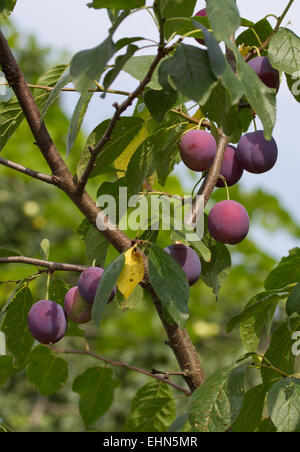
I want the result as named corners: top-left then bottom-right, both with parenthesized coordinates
top-left (53, 348), bottom-right (192, 396)
top-left (0, 157), bottom-right (56, 185)
top-left (0, 256), bottom-right (87, 273)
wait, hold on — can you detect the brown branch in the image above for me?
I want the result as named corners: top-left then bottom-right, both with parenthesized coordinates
top-left (0, 256), bottom-right (87, 273)
top-left (171, 108), bottom-right (211, 128)
top-left (54, 348), bottom-right (192, 396)
top-left (0, 156), bottom-right (55, 185)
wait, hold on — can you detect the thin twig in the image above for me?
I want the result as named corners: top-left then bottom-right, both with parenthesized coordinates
top-left (0, 256), bottom-right (87, 273)
top-left (53, 348), bottom-right (192, 396)
top-left (0, 156), bottom-right (55, 185)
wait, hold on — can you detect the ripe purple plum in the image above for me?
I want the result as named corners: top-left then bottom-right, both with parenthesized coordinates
top-left (248, 57), bottom-right (280, 91)
top-left (78, 266), bottom-right (116, 305)
top-left (216, 145), bottom-right (244, 187)
top-left (207, 200), bottom-right (250, 245)
top-left (195, 8), bottom-right (207, 45)
top-left (236, 130), bottom-right (278, 174)
top-left (164, 243), bottom-right (201, 286)
top-left (64, 286), bottom-right (92, 324)
top-left (27, 300), bottom-right (67, 344)
top-left (180, 130), bottom-right (217, 172)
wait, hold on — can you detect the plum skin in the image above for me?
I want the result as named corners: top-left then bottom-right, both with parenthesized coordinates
top-left (248, 56), bottom-right (280, 91)
top-left (236, 131), bottom-right (278, 174)
top-left (164, 243), bottom-right (202, 286)
top-left (207, 200), bottom-right (250, 245)
top-left (195, 8), bottom-right (207, 45)
top-left (216, 145), bottom-right (243, 187)
top-left (78, 266), bottom-right (116, 305)
top-left (180, 130), bottom-right (217, 172)
top-left (27, 300), bottom-right (67, 344)
top-left (64, 286), bottom-right (92, 324)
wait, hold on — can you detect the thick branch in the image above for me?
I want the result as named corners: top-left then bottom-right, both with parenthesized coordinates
top-left (0, 157), bottom-right (55, 185)
top-left (54, 348), bottom-right (192, 396)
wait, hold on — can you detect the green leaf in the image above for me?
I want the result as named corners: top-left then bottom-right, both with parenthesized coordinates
top-left (85, 225), bottom-right (109, 266)
top-left (286, 283), bottom-right (300, 316)
top-left (40, 238), bottom-right (50, 260)
top-left (92, 253), bottom-right (125, 327)
top-left (226, 40), bottom-right (276, 140)
top-left (123, 380), bottom-right (176, 432)
top-left (125, 136), bottom-right (155, 194)
top-left (261, 318), bottom-right (300, 384)
top-left (159, 44), bottom-right (217, 104)
top-left (67, 91), bottom-right (93, 154)
top-left (231, 384), bottom-right (269, 432)
top-left (189, 365), bottom-right (245, 432)
top-left (167, 413), bottom-right (191, 432)
top-left (116, 284), bottom-right (144, 311)
top-left (70, 37), bottom-right (115, 93)
top-left (103, 44), bottom-right (139, 92)
top-left (206, 0), bottom-right (240, 42)
top-left (201, 240), bottom-right (231, 298)
top-left (268, 378), bottom-right (300, 432)
top-left (34, 64), bottom-right (69, 111)
top-left (0, 0), bottom-right (17, 23)
top-left (77, 116), bottom-right (144, 178)
top-left (73, 366), bottom-right (119, 427)
top-left (268, 28), bottom-right (300, 75)
top-left (26, 345), bottom-right (68, 396)
top-left (41, 70), bottom-right (72, 118)
top-left (265, 248), bottom-right (300, 290)
top-left (123, 55), bottom-right (163, 90)
top-left (1, 287), bottom-right (34, 367)
top-left (0, 355), bottom-right (15, 386)
top-left (161, 0), bottom-right (197, 39)
top-left (148, 243), bottom-right (190, 328)
top-left (48, 279), bottom-right (84, 337)
top-left (286, 72), bottom-right (300, 103)
top-left (87, 0), bottom-right (145, 9)
top-left (236, 18), bottom-right (273, 48)
top-left (144, 87), bottom-right (178, 123)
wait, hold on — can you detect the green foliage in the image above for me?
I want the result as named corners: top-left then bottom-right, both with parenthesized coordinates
top-left (26, 345), bottom-right (68, 396)
top-left (87, 0), bottom-right (145, 9)
top-left (268, 28), bottom-right (300, 75)
top-left (206, 0), bottom-right (240, 42)
top-left (148, 243), bottom-right (190, 328)
top-left (72, 367), bottom-right (119, 427)
top-left (265, 248), bottom-right (300, 290)
top-left (123, 380), bottom-right (176, 432)
top-left (236, 18), bottom-right (273, 48)
top-left (268, 378), bottom-right (300, 432)
top-left (188, 365), bottom-right (245, 432)
top-left (231, 384), bottom-right (269, 432)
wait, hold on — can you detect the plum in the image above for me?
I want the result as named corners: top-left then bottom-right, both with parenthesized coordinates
top-left (64, 286), bottom-right (92, 324)
top-left (195, 8), bottom-right (207, 45)
top-left (236, 130), bottom-right (278, 174)
top-left (180, 130), bottom-right (217, 172)
top-left (78, 266), bottom-right (116, 305)
top-left (27, 300), bottom-right (67, 344)
top-left (207, 200), bottom-right (250, 245)
top-left (216, 145), bottom-right (243, 187)
top-left (248, 57), bottom-right (280, 91)
top-left (164, 243), bottom-right (201, 286)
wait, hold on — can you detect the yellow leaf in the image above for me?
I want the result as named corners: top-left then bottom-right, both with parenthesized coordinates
top-left (117, 245), bottom-right (145, 299)
top-left (239, 44), bottom-right (251, 57)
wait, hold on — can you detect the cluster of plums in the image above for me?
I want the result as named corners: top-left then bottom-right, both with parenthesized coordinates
top-left (178, 8), bottom-right (280, 246)
top-left (27, 267), bottom-right (116, 345)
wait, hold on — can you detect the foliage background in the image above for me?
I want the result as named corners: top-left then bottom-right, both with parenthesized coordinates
top-left (0, 2), bottom-right (300, 432)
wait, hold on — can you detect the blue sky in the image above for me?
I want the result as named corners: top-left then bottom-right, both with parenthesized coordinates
top-left (10, 0), bottom-right (300, 258)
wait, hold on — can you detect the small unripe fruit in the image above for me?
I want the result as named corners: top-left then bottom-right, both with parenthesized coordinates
top-left (164, 243), bottom-right (201, 286)
top-left (64, 286), bottom-right (92, 324)
top-left (78, 267), bottom-right (116, 305)
top-left (180, 130), bottom-right (217, 172)
top-left (195, 9), bottom-right (207, 46)
top-left (216, 145), bottom-right (243, 187)
top-left (248, 56), bottom-right (280, 91)
top-left (208, 200), bottom-right (250, 245)
top-left (27, 300), bottom-right (67, 344)
top-left (237, 131), bottom-right (278, 174)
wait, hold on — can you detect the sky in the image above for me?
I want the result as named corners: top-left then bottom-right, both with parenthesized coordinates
top-left (9, 0), bottom-right (300, 258)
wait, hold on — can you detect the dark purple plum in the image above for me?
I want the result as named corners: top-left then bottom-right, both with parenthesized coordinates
top-left (27, 300), bottom-right (67, 344)
top-left (195, 8), bottom-right (207, 45)
top-left (164, 243), bottom-right (201, 286)
top-left (236, 131), bottom-right (278, 174)
top-left (64, 286), bottom-right (92, 324)
top-left (78, 266), bottom-right (116, 305)
top-left (207, 200), bottom-right (250, 245)
top-left (216, 145), bottom-right (244, 187)
top-left (180, 130), bottom-right (217, 172)
top-left (248, 57), bottom-right (280, 91)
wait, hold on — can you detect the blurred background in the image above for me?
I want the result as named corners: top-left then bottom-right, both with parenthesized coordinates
top-left (0, 0), bottom-right (299, 432)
